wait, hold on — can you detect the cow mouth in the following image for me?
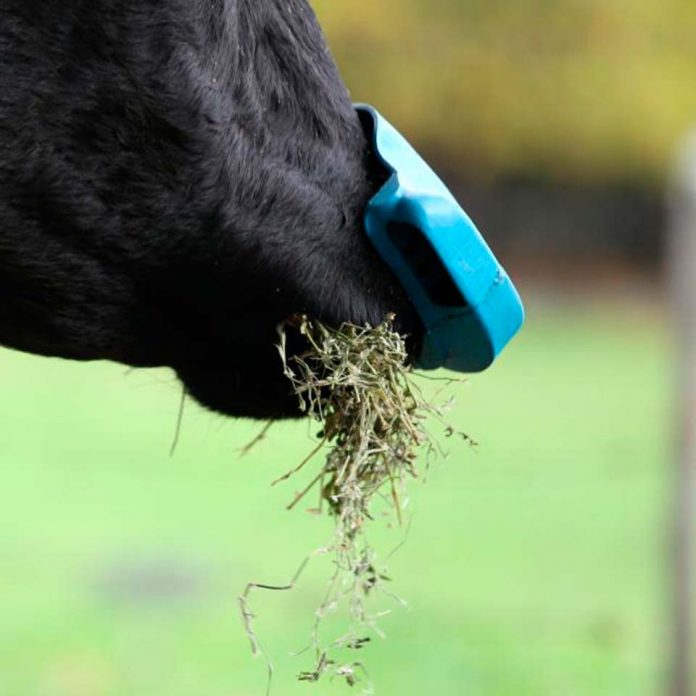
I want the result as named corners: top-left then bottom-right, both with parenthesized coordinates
top-left (173, 309), bottom-right (422, 421)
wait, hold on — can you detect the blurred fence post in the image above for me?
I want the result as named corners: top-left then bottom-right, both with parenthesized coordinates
top-left (669, 131), bottom-right (696, 696)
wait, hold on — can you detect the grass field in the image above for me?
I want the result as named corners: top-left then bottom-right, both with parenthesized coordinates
top-left (0, 298), bottom-right (670, 696)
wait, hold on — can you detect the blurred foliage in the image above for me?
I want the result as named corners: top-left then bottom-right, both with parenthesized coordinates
top-left (314, 0), bottom-right (696, 186)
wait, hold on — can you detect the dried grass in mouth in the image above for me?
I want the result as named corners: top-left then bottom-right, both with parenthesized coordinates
top-left (278, 314), bottom-right (424, 525)
top-left (240, 314), bottom-right (471, 694)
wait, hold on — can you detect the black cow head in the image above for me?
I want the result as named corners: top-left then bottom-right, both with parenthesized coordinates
top-left (0, 0), bottom-right (421, 418)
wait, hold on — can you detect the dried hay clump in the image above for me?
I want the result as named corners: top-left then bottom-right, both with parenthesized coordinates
top-left (241, 315), bottom-right (467, 693)
top-left (279, 313), bottom-right (424, 530)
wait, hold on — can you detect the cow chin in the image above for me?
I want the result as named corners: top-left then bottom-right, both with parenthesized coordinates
top-left (171, 302), bottom-right (422, 421)
top-left (172, 330), bottom-right (304, 420)
top-left (176, 360), bottom-right (302, 420)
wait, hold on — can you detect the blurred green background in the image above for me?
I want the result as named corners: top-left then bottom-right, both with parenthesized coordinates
top-left (316, 0), bottom-right (696, 185)
top-left (0, 302), bottom-right (671, 695)
top-left (0, 1), bottom-right (685, 695)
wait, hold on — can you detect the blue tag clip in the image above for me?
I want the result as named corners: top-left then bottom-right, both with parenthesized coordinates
top-left (358, 104), bottom-right (525, 372)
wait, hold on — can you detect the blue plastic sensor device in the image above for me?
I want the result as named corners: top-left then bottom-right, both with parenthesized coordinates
top-left (357, 104), bottom-right (525, 373)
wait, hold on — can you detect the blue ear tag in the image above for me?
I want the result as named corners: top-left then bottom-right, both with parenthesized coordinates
top-left (357, 104), bottom-right (525, 372)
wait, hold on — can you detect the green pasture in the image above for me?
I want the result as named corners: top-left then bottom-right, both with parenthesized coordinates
top-left (0, 300), bottom-right (670, 695)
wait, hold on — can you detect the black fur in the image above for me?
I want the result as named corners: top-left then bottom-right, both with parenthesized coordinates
top-left (0, 0), bottom-right (420, 418)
